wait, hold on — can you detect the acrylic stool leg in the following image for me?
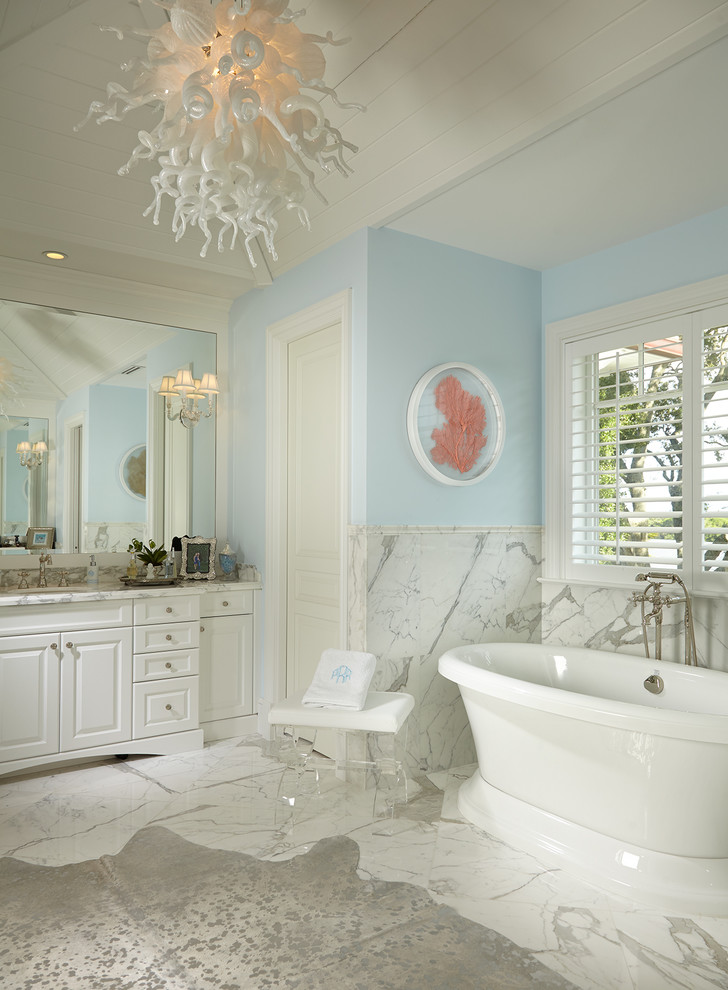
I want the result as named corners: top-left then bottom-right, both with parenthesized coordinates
top-left (273, 724), bottom-right (317, 831)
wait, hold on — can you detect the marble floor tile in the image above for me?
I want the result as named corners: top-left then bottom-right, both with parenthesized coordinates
top-left (2, 738), bottom-right (728, 990)
top-left (613, 912), bottom-right (728, 989)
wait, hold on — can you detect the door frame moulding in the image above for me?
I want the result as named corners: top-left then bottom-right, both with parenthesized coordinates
top-left (263, 290), bottom-right (351, 726)
top-left (63, 411), bottom-right (85, 554)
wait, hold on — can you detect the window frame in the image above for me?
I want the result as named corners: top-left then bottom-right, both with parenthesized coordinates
top-left (545, 273), bottom-right (728, 592)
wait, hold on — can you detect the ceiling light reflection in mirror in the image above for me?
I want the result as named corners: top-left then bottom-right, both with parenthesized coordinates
top-left (0, 299), bottom-right (216, 554)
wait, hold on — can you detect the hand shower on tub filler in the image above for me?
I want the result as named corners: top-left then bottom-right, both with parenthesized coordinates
top-left (631, 570), bottom-right (699, 666)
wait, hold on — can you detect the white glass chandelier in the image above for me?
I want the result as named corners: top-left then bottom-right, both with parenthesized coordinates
top-left (76, 0), bottom-right (362, 266)
top-left (160, 369), bottom-right (219, 429)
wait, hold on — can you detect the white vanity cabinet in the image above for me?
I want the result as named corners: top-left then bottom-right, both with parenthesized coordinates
top-left (0, 592), bottom-right (204, 777)
top-left (199, 589), bottom-right (255, 736)
top-left (0, 601), bottom-right (134, 764)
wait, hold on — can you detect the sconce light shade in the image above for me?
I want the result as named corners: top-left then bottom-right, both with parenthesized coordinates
top-left (161, 367), bottom-right (220, 429)
top-left (17, 439), bottom-right (47, 468)
top-left (173, 369), bottom-right (196, 395)
top-left (198, 373), bottom-right (220, 395)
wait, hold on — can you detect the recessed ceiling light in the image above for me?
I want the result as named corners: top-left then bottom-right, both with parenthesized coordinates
top-left (42, 250), bottom-right (67, 261)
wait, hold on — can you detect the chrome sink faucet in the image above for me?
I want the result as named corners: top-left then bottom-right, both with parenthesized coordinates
top-left (37, 553), bottom-right (52, 588)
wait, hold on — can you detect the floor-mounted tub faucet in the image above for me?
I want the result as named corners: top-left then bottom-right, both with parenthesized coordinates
top-left (631, 571), bottom-right (699, 665)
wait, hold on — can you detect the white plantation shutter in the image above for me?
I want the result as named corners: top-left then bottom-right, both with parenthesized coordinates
top-left (570, 338), bottom-right (684, 569)
top-left (547, 283), bottom-right (728, 588)
top-left (701, 325), bottom-right (728, 573)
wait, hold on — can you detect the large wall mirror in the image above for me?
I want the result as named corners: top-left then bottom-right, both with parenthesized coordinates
top-left (0, 299), bottom-right (216, 555)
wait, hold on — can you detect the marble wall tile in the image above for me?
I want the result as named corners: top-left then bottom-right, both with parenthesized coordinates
top-left (541, 579), bottom-right (728, 673)
top-left (347, 526), bottom-right (368, 652)
top-left (360, 527), bottom-right (543, 772)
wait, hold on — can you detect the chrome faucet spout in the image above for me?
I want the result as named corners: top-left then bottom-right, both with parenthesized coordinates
top-left (632, 571), bottom-right (699, 666)
top-left (37, 552), bottom-right (52, 588)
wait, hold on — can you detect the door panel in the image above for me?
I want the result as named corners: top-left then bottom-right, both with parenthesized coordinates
top-left (0, 634), bottom-right (59, 762)
top-left (286, 325), bottom-right (342, 756)
top-left (60, 628), bottom-right (132, 751)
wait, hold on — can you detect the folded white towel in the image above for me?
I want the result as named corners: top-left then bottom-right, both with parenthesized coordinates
top-left (302, 648), bottom-right (377, 710)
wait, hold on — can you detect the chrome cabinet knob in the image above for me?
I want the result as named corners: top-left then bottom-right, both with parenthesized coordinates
top-left (165, 704), bottom-right (172, 711)
top-left (165, 634), bottom-right (172, 641)
top-left (65, 641), bottom-right (73, 649)
top-left (166, 606), bottom-right (173, 613)
top-left (222, 600), bottom-right (228, 607)
top-left (165, 662), bottom-right (172, 669)
top-left (50, 643), bottom-right (57, 650)
top-left (200, 625), bottom-right (205, 632)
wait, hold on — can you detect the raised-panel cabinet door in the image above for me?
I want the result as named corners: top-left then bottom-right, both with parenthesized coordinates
top-left (0, 634), bottom-right (60, 763)
top-left (59, 627), bottom-right (133, 751)
top-left (199, 614), bottom-right (253, 722)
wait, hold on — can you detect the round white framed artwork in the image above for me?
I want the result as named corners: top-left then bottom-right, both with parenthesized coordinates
top-left (406, 362), bottom-right (505, 486)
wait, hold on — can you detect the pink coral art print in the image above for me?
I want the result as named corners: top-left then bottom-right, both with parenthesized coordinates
top-left (430, 374), bottom-right (488, 473)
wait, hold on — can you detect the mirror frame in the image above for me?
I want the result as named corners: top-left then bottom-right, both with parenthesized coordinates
top-left (0, 257), bottom-right (230, 572)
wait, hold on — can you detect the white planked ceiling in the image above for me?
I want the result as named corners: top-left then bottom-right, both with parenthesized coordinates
top-left (0, 0), bottom-right (727, 310)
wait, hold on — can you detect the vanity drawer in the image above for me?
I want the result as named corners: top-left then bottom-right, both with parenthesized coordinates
top-left (133, 648), bottom-right (199, 682)
top-left (201, 590), bottom-right (252, 618)
top-left (133, 620), bottom-right (199, 654)
top-left (0, 601), bottom-right (133, 636)
top-left (132, 676), bottom-right (198, 738)
top-left (134, 595), bottom-right (200, 626)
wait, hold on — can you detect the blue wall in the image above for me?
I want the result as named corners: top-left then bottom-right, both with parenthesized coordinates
top-left (366, 230), bottom-right (541, 525)
top-left (543, 206), bottom-right (728, 324)
top-left (228, 227), bottom-right (543, 572)
top-left (5, 428), bottom-right (28, 523)
top-left (228, 228), bottom-right (368, 570)
top-left (87, 385), bottom-right (146, 522)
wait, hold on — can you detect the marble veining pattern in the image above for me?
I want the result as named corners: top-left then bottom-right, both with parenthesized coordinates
top-left (541, 579), bottom-right (728, 674)
top-left (359, 526), bottom-right (543, 771)
top-left (2, 739), bottom-right (727, 989)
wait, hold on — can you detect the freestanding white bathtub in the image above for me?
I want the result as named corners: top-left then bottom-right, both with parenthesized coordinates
top-left (438, 642), bottom-right (728, 915)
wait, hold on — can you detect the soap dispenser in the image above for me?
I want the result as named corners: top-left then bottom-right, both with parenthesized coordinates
top-left (86, 554), bottom-right (98, 584)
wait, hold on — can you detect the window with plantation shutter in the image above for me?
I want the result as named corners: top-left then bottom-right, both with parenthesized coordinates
top-left (570, 337), bottom-right (684, 570)
top-left (546, 281), bottom-right (728, 590)
top-left (700, 324), bottom-right (728, 574)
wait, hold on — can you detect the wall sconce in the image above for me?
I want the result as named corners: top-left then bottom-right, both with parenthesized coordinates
top-left (17, 441), bottom-right (48, 469)
top-left (159, 370), bottom-right (220, 430)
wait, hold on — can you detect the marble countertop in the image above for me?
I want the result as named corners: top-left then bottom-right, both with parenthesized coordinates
top-left (0, 579), bottom-right (261, 607)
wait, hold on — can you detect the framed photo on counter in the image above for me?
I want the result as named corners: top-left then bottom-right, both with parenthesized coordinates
top-left (181, 536), bottom-right (216, 581)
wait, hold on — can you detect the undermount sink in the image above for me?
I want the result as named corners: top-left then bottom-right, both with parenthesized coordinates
top-left (0, 584), bottom-right (95, 596)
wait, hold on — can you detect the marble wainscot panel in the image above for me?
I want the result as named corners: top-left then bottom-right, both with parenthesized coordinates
top-left (541, 579), bottom-right (728, 673)
top-left (350, 526), bottom-right (543, 773)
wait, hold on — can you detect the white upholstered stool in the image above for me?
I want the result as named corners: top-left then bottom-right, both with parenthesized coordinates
top-left (268, 691), bottom-right (414, 828)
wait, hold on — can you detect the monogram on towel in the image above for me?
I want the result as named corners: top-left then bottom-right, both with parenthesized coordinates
top-left (302, 648), bottom-right (377, 710)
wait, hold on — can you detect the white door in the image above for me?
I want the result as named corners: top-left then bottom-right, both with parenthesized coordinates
top-left (59, 627), bottom-right (132, 751)
top-left (286, 325), bottom-right (342, 699)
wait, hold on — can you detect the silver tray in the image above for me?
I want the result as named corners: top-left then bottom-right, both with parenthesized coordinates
top-left (119, 576), bottom-right (179, 588)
